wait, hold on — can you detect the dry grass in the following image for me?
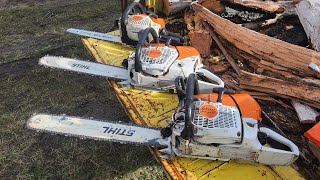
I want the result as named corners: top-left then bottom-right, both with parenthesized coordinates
top-left (0, 0), bottom-right (166, 179)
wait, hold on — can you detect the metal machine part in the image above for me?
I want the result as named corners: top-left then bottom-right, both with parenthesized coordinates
top-left (66, 28), bottom-right (122, 43)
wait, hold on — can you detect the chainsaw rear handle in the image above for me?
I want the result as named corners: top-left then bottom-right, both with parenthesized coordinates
top-left (181, 74), bottom-right (199, 140)
top-left (259, 127), bottom-right (300, 156)
top-left (135, 28), bottom-right (160, 72)
top-left (257, 127), bottom-right (299, 165)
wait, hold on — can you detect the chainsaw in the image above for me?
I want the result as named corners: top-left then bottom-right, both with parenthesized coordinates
top-left (67, 2), bottom-right (185, 46)
top-left (28, 74), bottom-right (299, 165)
top-left (40, 28), bottom-right (224, 93)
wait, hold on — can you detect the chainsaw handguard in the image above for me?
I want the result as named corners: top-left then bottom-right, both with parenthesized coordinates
top-left (135, 28), bottom-right (160, 72)
top-left (175, 76), bottom-right (186, 101)
top-left (181, 74), bottom-right (199, 140)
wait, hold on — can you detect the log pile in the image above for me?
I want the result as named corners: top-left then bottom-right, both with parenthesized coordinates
top-left (191, 2), bottom-right (320, 110)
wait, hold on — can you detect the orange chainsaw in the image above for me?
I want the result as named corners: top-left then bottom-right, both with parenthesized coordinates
top-left (67, 2), bottom-right (186, 46)
top-left (28, 74), bottom-right (299, 165)
top-left (40, 28), bottom-right (224, 93)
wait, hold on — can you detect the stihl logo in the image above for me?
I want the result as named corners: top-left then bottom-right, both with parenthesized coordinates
top-left (199, 104), bottom-right (218, 118)
top-left (72, 63), bottom-right (90, 69)
top-left (148, 49), bottom-right (162, 59)
top-left (103, 127), bottom-right (135, 136)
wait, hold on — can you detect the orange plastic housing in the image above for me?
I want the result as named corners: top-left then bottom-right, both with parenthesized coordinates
top-left (195, 93), bottom-right (262, 121)
top-left (304, 122), bottom-right (320, 147)
top-left (151, 17), bottom-right (166, 29)
top-left (150, 43), bottom-right (173, 48)
top-left (176, 46), bottom-right (201, 62)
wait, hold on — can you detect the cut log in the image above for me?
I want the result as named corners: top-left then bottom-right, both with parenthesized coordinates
top-left (162, 0), bottom-right (192, 16)
top-left (225, 0), bottom-right (294, 13)
top-left (185, 11), bottom-right (212, 56)
top-left (188, 31), bottom-right (212, 56)
top-left (291, 100), bottom-right (319, 123)
top-left (239, 70), bottom-right (320, 109)
top-left (198, 0), bottom-right (225, 14)
top-left (296, 0), bottom-right (320, 51)
top-left (192, 3), bottom-right (320, 79)
top-left (204, 21), bottom-right (241, 75)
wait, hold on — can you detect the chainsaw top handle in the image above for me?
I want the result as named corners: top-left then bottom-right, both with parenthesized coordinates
top-left (181, 74), bottom-right (199, 140)
top-left (135, 28), bottom-right (160, 72)
top-left (121, 2), bottom-right (145, 26)
top-left (120, 2), bottom-right (146, 45)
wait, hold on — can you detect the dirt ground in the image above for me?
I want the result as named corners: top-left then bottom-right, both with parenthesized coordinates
top-left (0, 0), bottom-right (166, 179)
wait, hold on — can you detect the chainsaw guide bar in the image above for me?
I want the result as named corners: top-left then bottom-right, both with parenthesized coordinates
top-left (28, 114), bottom-right (164, 147)
top-left (40, 56), bottom-right (129, 80)
top-left (67, 28), bottom-right (122, 43)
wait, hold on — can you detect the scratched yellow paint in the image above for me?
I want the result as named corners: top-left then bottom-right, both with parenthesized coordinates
top-left (82, 32), bottom-right (304, 180)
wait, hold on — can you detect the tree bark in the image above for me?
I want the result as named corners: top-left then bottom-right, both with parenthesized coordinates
top-left (204, 21), bottom-right (241, 75)
top-left (185, 11), bottom-right (212, 57)
top-left (162, 0), bottom-right (192, 15)
top-left (240, 71), bottom-right (320, 109)
top-left (198, 0), bottom-right (225, 14)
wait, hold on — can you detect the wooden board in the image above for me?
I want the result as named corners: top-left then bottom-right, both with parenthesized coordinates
top-left (296, 0), bottom-right (320, 51)
top-left (81, 31), bottom-right (304, 180)
top-left (239, 71), bottom-right (320, 109)
top-left (291, 100), bottom-right (319, 124)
